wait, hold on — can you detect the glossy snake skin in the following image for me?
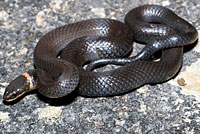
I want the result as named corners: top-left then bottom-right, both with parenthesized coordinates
top-left (3, 5), bottom-right (198, 101)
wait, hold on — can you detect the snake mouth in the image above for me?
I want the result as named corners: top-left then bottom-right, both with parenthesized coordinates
top-left (3, 89), bottom-right (27, 102)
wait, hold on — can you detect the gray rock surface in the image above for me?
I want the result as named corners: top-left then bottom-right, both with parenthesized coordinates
top-left (0, 0), bottom-right (200, 133)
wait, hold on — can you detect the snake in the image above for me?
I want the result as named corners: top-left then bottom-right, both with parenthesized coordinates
top-left (3, 5), bottom-right (198, 102)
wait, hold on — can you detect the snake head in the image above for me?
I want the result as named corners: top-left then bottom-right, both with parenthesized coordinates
top-left (3, 72), bottom-right (35, 102)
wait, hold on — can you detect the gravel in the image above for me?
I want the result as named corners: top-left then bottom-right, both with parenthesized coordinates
top-left (0, 0), bottom-right (200, 133)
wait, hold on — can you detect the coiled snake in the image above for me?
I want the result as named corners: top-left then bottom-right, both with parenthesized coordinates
top-left (3, 5), bottom-right (198, 102)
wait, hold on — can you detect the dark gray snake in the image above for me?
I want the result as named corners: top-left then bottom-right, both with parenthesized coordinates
top-left (3, 5), bottom-right (198, 102)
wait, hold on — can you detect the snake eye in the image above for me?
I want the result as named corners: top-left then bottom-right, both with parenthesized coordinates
top-left (3, 75), bottom-right (30, 102)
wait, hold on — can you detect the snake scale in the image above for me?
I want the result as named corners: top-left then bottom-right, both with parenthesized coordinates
top-left (3, 5), bottom-right (198, 102)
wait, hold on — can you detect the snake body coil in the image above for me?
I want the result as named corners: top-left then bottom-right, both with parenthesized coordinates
top-left (3, 5), bottom-right (198, 102)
